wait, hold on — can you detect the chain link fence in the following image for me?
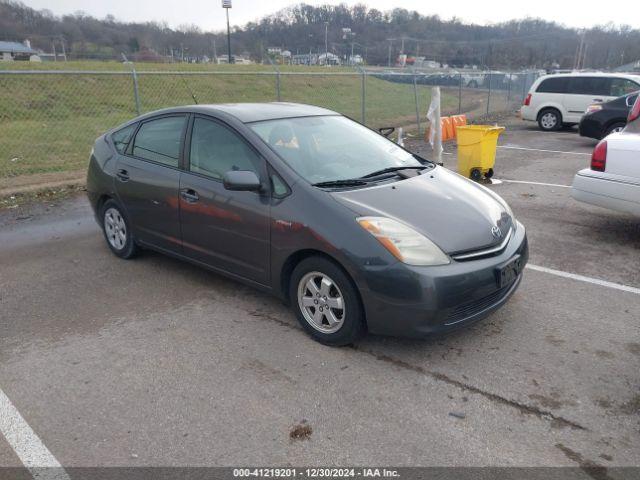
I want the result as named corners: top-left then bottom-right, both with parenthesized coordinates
top-left (0, 68), bottom-right (542, 183)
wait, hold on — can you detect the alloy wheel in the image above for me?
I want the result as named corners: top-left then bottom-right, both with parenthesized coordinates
top-left (297, 271), bottom-right (345, 334)
top-left (540, 112), bottom-right (558, 129)
top-left (104, 207), bottom-right (127, 250)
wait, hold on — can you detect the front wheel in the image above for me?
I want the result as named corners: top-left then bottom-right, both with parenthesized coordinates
top-left (604, 122), bottom-right (625, 137)
top-left (101, 199), bottom-right (138, 259)
top-left (290, 257), bottom-right (366, 346)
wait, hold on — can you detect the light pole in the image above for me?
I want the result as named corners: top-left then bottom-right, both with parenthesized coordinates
top-left (222, 0), bottom-right (232, 64)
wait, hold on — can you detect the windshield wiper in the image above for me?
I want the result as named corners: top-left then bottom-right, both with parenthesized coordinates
top-left (312, 179), bottom-right (369, 188)
top-left (359, 165), bottom-right (429, 179)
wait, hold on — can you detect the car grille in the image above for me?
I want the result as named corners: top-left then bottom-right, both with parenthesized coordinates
top-left (445, 277), bottom-right (518, 325)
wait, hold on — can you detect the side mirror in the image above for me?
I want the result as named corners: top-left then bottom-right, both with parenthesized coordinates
top-left (223, 170), bottom-right (262, 192)
top-left (379, 127), bottom-right (395, 138)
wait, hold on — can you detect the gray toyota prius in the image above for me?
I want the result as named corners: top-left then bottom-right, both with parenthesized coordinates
top-left (87, 103), bottom-right (527, 346)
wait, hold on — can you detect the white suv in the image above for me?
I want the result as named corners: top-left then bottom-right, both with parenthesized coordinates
top-left (520, 72), bottom-right (640, 131)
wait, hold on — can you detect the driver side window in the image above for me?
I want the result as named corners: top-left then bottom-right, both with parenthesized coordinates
top-left (189, 117), bottom-right (261, 179)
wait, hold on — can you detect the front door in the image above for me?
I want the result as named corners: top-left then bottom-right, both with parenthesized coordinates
top-left (179, 115), bottom-right (271, 285)
top-left (115, 114), bottom-right (187, 252)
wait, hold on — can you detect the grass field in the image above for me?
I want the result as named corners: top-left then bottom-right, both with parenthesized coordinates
top-left (0, 61), bottom-right (485, 183)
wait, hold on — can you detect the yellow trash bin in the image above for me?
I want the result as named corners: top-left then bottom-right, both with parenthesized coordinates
top-left (456, 125), bottom-right (505, 181)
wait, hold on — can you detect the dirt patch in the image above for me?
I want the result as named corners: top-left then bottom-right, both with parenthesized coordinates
top-left (594, 350), bottom-right (615, 359)
top-left (625, 343), bottom-right (640, 357)
top-left (0, 170), bottom-right (85, 197)
top-left (619, 394), bottom-right (640, 415)
top-left (528, 394), bottom-right (563, 410)
top-left (544, 334), bottom-right (565, 347)
top-left (290, 420), bottom-right (312, 441)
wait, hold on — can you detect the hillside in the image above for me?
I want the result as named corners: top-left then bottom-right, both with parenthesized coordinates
top-left (1, 0), bottom-right (639, 69)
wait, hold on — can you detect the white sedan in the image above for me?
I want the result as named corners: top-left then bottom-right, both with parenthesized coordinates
top-left (571, 97), bottom-right (640, 216)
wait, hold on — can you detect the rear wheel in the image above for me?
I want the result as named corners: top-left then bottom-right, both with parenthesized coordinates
top-left (538, 109), bottom-right (562, 131)
top-left (604, 122), bottom-right (625, 137)
top-left (101, 199), bottom-right (138, 259)
top-left (290, 256), bottom-right (366, 346)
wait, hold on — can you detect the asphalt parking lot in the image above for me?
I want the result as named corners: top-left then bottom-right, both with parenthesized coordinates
top-left (0, 121), bottom-right (639, 476)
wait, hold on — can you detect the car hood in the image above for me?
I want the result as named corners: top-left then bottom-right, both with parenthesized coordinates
top-left (331, 167), bottom-right (513, 254)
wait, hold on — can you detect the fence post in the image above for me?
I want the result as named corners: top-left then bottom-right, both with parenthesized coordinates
top-left (360, 69), bottom-right (366, 125)
top-left (131, 66), bottom-right (141, 115)
top-left (486, 72), bottom-right (491, 116)
top-left (276, 70), bottom-right (281, 102)
top-left (412, 71), bottom-right (421, 134)
top-left (507, 72), bottom-right (512, 102)
top-left (458, 73), bottom-right (462, 114)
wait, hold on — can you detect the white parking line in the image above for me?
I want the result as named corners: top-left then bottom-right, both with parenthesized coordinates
top-left (527, 264), bottom-right (640, 295)
top-left (498, 145), bottom-right (591, 156)
top-left (493, 179), bottom-right (571, 188)
top-left (0, 388), bottom-right (70, 480)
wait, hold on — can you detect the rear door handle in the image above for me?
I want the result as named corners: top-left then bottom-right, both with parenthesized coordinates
top-left (180, 188), bottom-right (199, 203)
top-left (116, 169), bottom-right (129, 181)
top-left (593, 98), bottom-right (603, 102)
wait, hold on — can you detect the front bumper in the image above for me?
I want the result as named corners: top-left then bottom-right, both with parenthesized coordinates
top-left (358, 222), bottom-right (528, 338)
top-left (578, 116), bottom-right (602, 140)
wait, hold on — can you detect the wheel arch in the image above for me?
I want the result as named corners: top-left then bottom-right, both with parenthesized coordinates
top-left (279, 249), bottom-right (366, 327)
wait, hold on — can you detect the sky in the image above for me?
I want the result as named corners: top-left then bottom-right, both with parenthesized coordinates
top-left (22, 0), bottom-right (640, 31)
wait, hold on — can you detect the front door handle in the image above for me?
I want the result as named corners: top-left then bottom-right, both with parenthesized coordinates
top-left (593, 98), bottom-right (603, 103)
top-left (180, 188), bottom-right (199, 203)
top-left (116, 169), bottom-right (129, 181)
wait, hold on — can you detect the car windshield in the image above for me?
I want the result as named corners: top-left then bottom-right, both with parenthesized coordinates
top-left (249, 115), bottom-right (425, 185)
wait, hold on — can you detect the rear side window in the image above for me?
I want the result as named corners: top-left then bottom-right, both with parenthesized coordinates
top-left (536, 77), bottom-right (569, 94)
top-left (568, 77), bottom-right (611, 96)
top-left (611, 78), bottom-right (640, 97)
top-left (132, 116), bottom-right (186, 167)
top-left (112, 124), bottom-right (136, 154)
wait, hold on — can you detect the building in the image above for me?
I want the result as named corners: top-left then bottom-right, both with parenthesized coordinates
top-left (317, 52), bottom-right (341, 66)
top-left (614, 60), bottom-right (640, 73)
top-left (0, 40), bottom-right (39, 61)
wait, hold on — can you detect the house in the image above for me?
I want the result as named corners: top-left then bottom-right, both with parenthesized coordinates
top-left (0, 40), bottom-right (39, 61)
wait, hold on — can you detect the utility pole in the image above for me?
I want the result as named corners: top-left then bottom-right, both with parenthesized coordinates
top-left (222, 0), bottom-right (232, 63)
top-left (574, 30), bottom-right (586, 70)
top-left (213, 39), bottom-right (218, 63)
top-left (387, 40), bottom-right (392, 67)
top-left (60, 36), bottom-right (67, 61)
top-left (324, 22), bottom-right (329, 66)
top-left (51, 40), bottom-right (57, 62)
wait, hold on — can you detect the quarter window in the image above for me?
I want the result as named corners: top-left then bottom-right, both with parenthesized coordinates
top-left (112, 123), bottom-right (136, 154)
top-left (132, 116), bottom-right (186, 167)
top-left (611, 78), bottom-right (640, 97)
top-left (189, 117), bottom-right (261, 179)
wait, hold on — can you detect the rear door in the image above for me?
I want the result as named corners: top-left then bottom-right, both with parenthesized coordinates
top-left (179, 115), bottom-right (271, 285)
top-left (564, 77), bottom-right (612, 122)
top-left (115, 114), bottom-right (187, 252)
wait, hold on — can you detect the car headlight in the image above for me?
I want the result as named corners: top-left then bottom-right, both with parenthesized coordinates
top-left (357, 216), bottom-right (450, 266)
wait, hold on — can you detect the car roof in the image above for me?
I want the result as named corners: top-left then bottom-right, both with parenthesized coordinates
top-left (142, 102), bottom-right (340, 123)
top-left (537, 72), bottom-right (640, 82)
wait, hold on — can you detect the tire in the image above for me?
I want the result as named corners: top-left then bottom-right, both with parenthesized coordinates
top-left (604, 122), bottom-right (625, 137)
top-left (289, 256), bottom-right (366, 346)
top-left (101, 199), bottom-right (138, 259)
top-left (537, 109), bottom-right (562, 131)
top-left (470, 168), bottom-right (483, 182)
top-left (485, 168), bottom-right (494, 179)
